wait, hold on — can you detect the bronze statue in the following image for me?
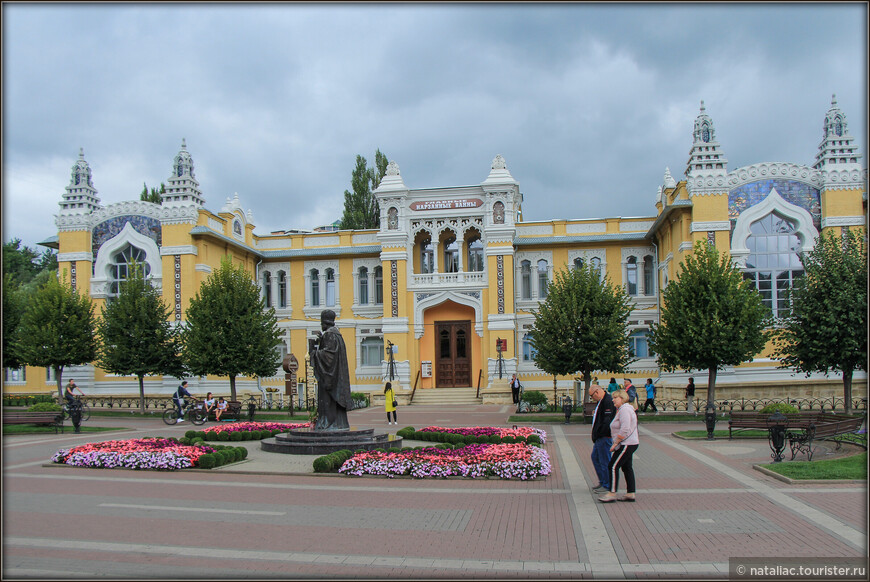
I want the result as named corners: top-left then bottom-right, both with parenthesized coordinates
top-left (309, 310), bottom-right (353, 431)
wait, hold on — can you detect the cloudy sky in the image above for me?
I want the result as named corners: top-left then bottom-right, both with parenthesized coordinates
top-left (3, 3), bottom-right (867, 251)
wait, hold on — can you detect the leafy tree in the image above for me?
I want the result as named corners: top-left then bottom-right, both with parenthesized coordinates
top-left (3, 238), bottom-right (42, 285)
top-left (774, 228), bottom-right (867, 414)
top-left (182, 257), bottom-right (283, 400)
top-left (339, 149), bottom-right (388, 230)
top-left (139, 182), bottom-right (165, 204)
top-left (528, 264), bottom-right (634, 402)
top-left (96, 263), bottom-right (186, 414)
top-left (649, 240), bottom-right (771, 405)
top-left (2, 274), bottom-right (24, 370)
top-left (15, 271), bottom-right (98, 400)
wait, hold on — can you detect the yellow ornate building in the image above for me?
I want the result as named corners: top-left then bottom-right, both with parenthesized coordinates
top-left (7, 98), bottom-right (867, 405)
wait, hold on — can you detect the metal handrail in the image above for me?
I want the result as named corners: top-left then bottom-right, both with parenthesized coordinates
top-left (409, 370), bottom-right (421, 404)
top-left (476, 369), bottom-right (483, 399)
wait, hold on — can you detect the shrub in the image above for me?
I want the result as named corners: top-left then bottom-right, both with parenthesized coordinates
top-left (229, 431), bottom-right (243, 442)
top-left (197, 454), bottom-right (216, 469)
top-left (217, 432), bottom-right (230, 441)
top-left (527, 434), bottom-right (541, 445)
top-left (521, 390), bottom-right (548, 407)
top-left (28, 402), bottom-right (62, 412)
top-left (215, 450), bottom-right (232, 465)
top-left (761, 402), bottom-right (799, 415)
top-left (396, 427), bottom-right (415, 438)
top-left (312, 456), bottom-right (333, 473)
top-left (196, 431), bottom-right (207, 440)
top-left (184, 430), bottom-right (197, 439)
top-left (236, 446), bottom-right (248, 460)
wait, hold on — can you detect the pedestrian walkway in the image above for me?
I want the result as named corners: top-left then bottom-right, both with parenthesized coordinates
top-left (2, 404), bottom-right (866, 579)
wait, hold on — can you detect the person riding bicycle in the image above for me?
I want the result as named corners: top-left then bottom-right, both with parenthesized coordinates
top-left (173, 381), bottom-right (193, 424)
top-left (64, 379), bottom-right (85, 407)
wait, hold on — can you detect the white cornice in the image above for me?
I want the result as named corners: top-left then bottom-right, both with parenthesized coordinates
top-left (821, 215), bottom-right (866, 228)
top-left (819, 168), bottom-right (868, 190)
top-left (380, 250), bottom-right (407, 261)
top-left (57, 252), bottom-right (93, 262)
top-left (160, 245), bottom-right (198, 256)
top-left (690, 221), bottom-right (731, 233)
top-left (727, 162), bottom-right (822, 190)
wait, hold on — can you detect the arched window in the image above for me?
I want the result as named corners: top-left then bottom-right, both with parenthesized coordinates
top-left (310, 269), bottom-right (320, 307)
top-left (522, 333), bottom-right (537, 362)
top-left (590, 257), bottom-right (602, 279)
top-left (443, 236), bottom-right (459, 273)
top-left (277, 271), bottom-right (287, 308)
top-left (325, 268), bottom-right (336, 307)
top-left (629, 330), bottom-right (653, 358)
top-left (537, 260), bottom-right (548, 299)
top-left (263, 271), bottom-right (272, 307)
top-left (387, 207), bottom-right (399, 230)
top-left (374, 266), bottom-right (383, 304)
top-left (626, 256), bottom-right (638, 295)
top-left (109, 244), bottom-right (150, 297)
top-left (643, 255), bottom-right (654, 296)
top-left (467, 237), bottom-right (484, 272)
top-left (360, 336), bottom-right (384, 367)
top-left (358, 267), bottom-right (369, 305)
top-left (520, 260), bottom-right (531, 300)
top-left (742, 212), bottom-right (804, 317)
top-left (573, 257), bottom-right (584, 270)
top-left (493, 201), bottom-right (505, 224)
top-left (420, 238), bottom-right (434, 274)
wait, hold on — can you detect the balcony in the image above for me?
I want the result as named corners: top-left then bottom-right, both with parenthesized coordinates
top-left (410, 271), bottom-right (486, 288)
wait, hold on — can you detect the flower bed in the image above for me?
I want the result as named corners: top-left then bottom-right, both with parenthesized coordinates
top-left (338, 442), bottom-right (551, 480)
top-left (51, 438), bottom-right (215, 471)
top-left (418, 425), bottom-right (547, 444)
top-left (201, 421), bottom-right (309, 434)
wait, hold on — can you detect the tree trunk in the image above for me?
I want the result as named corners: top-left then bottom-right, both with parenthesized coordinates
top-left (843, 368), bottom-right (853, 415)
top-left (138, 375), bottom-right (146, 415)
top-left (706, 367), bottom-right (718, 411)
top-left (230, 375), bottom-right (237, 402)
top-left (55, 366), bottom-right (64, 402)
top-left (583, 368), bottom-right (592, 405)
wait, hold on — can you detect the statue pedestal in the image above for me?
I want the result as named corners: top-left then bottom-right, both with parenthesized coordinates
top-left (481, 378), bottom-right (513, 405)
top-left (261, 426), bottom-right (403, 455)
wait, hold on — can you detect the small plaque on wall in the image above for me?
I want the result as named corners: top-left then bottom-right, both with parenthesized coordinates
top-left (421, 361), bottom-right (432, 378)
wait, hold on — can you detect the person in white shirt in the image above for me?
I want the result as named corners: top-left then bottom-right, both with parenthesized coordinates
top-left (599, 389), bottom-right (639, 503)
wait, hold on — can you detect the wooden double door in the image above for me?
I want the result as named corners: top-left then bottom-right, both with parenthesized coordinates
top-left (435, 321), bottom-right (471, 387)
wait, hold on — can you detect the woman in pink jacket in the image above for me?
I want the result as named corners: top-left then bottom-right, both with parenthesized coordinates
top-left (599, 388), bottom-right (639, 503)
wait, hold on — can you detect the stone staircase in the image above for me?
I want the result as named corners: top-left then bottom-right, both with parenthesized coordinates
top-left (409, 387), bottom-right (482, 406)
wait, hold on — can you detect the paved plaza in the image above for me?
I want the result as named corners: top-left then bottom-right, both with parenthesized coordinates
top-left (2, 404), bottom-right (867, 580)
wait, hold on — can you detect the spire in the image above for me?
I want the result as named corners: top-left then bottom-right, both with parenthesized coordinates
top-left (374, 160), bottom-right (408, 192)
top-left (813, 94), bottom-right (863, 178)
top-left (162, 138), bottom-right (204, 207)
top-left (685, 100), bottom-right (728, 197)
top-left (483, 154), bottom-right (517, 185)
top-left (59, 147), bottom-right (101, 215)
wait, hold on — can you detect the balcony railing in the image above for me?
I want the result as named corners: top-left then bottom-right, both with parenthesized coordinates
top-left (410, 271), bottom-right (486, 287)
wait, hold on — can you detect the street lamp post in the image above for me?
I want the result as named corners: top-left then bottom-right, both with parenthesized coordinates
top-left (704, 402), bottom-right (717, 440)
top-left (562, 395), bottom-right (573, 424)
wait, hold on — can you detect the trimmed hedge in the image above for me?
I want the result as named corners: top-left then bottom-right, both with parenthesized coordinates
top-left (28, 402), bottom-right (63, 412)
top-left (761, 402), bottom-right (800, 415)
top-left (312, 449), bottom-right (354, 473)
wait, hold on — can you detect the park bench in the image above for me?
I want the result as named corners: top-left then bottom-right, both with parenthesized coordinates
top-left (787, 415), bottom-right (866, 461)
top-left (200, 400), bottom-right (244, 422)
top-left (728, 411), bottom-right (822, 439)
top-left (3, 411), bottom-right (64, 434)
top-left (582, 402), bottom-right (597, 424)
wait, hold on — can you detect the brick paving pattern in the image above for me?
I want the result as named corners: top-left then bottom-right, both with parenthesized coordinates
top-left (2, 405), bottom-right (866, 579)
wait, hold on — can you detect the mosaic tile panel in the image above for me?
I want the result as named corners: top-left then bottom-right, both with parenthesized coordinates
top-left (728, 179), bottom-right (821, 231)
top-left (92, 215), bottom-right (162, 258)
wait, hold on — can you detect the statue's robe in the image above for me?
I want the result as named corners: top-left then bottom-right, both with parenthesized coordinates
top-left (311, 326), bottom-right (353, 431)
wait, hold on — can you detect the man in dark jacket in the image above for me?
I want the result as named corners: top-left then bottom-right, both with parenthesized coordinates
top-left (589, 383), bottom-right (617, 493)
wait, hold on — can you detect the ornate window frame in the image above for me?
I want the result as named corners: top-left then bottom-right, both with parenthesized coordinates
top-left (515, 250), bottom-right (553, 310)
top-left (91, 222), bottom-right (163, 298)
top-left (352, 258), bottom-right (384, 318)
top-left (303, 259), bottom-right (341, 319)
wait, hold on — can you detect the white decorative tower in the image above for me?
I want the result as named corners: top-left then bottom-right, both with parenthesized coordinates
top-left (162, 139), bottom-right (204, 207)
top-left (813, 94), bottom-right (865, 191)
top-left (59, 148), bottom-right (101, 215)
top-left (685, 101), bottom-right (729, 197)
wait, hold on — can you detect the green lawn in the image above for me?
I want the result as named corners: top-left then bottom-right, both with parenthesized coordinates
top-left (3, 424), bottom-right (125, 435)
top-left (763, 452), bottom-right (867, 480)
